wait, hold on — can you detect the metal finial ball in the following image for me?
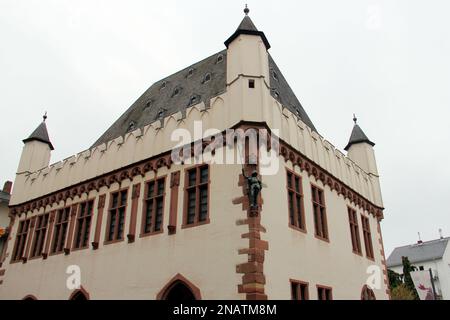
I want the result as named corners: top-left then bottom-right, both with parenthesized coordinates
top-left (244, 4), bottom-right (249, 15)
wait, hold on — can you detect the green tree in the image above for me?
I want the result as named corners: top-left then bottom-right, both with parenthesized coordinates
top-left (391, 283), bottom-right (416, 300)
top-left (388, 269), bottom-right (402, 289)
top-left (402, 256), bottom-right (419, 300)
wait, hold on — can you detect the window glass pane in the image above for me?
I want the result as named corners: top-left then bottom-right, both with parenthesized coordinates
top-left (199, 186), bottom-right (208, 221)
top-left (112, 193), bottom-right (118, 208)
top-left (117, 207), bottom-right (125, 239)
top-left (120, 191), bottom-right (127, 206)
top-left (188, 169), bottom-right (196, 186)
top-left (291, 283), bottom-right (298, 300)
top-left (108, 212), bottom-right (116, 241)
top-left (187, 190), bottom-right (196, 224)
top-left (296, 195), bottom-right (302, 228)
top-left (83, 217), bottom-right (91, 247)
top-left (80, 203), bottom-right (86, 217)
top-left (295, 177), bottom-right (300, 193)
top-left (157, 180), bottom-right (165, 196)
top-left (148, 182), bottom-right (155, 198)
top-left (200, 167), bottom-right (208, 184)
top-left (144, 199), bottom-right (153, 233)
top-left (155, 198), bottom-right (163, 231)
top-left (288, 192), bottom-right (294, 225)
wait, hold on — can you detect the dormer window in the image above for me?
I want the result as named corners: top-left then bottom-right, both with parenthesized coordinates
top-left (187, 68), bottom-right (194, 77)
top-left (189, 95), bottom-right (199, 106)
top-left (172, 87), bottom-right (181, 97)
top-left (156, 109), bottom-right (166, 119)
top-left (203, 73), bottom-right (211, 83)
top-left (160, 81), bottom-right (167, 91)
top-left (145, 100), bottom-right (152, 109)
top-left (127, 121), bottom-right (136, 132)
top-left (273, 90), bottom-right (280, 99)
top-left (216, 54), bottom-right (224, 63)
top-left (272, 70), bottom-right (279, 81)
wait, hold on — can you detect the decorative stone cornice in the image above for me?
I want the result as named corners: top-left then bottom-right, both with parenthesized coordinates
top-left (9, 121), bottom-right (384, 221)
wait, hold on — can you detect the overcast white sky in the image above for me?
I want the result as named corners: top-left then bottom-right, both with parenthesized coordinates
top-left (0, 0), bottom-right (449, 256)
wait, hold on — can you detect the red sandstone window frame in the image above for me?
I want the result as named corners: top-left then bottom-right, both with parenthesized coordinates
top-left (348, 207), bottom-right (362, 255)
top-left (29, 213), bottom-right (49, 259)
top-left (10, 219), bottom-right (31, 263)
top-left (286, 169), bottom-right (306, 232)
top-left (72, 200), bottom-right (94, 250)
top-left (311, 184), bottom-right (329, 241)
top-left (104, 188), bottom-right (128, 244)
top-left (50, 207), bottom-right (71, 255)
top-left (182, 164), bottom-right (210, 229)
top-left (317, 285), bottom-right (333, 300)
top-left (140, 176), bottom-right (166, 237)
top-left (290, 279), bottom-right (309, 300)
top-left (361, 214), bottom-right (375, 260)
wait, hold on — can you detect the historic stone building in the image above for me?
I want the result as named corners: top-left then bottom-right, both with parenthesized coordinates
top-left (0, 8), bottom-right (389, 300)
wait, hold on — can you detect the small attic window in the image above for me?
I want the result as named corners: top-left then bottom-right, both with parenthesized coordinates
top-left (203, 73), bottom-right (211, 83)
top-left (127, 121), bottom-right (136, 132)
top-left (160, 81), bottom-right (167, 90)
top-left (145, 100), bottom-right (152, 109)
top-left (156, 109), bottom-right (166, 119)
top-left (273, 90), bottom-right (280, 98)
top-left (216, 54), bottom-right (224, 63)
top-left (248, 79), bottom-right (255, 88)
top-left (272, 70), bottom-right (279, 81)
top-left (189, 95), bottom-right (199, 106)
top-left (172, 87), bottom-right (181, 97)
top-left (187, 68), bottom-right (194, 77)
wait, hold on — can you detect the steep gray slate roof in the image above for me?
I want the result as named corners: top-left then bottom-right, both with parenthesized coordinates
top-left (387, 238), bottom-right (450, 268)
top-left (92, 50), bottom-right (228, 148)
top-left (92, 15), bottom-right (317, 147)
top-left (23, 121), bottom-right (54, 150)
top-left (268, 54), bottom-right (317, 132)
top-left (344, 124), bottom-right (374, 151)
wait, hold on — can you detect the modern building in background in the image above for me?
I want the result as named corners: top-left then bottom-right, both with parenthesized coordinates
top-left (0, 8), bottom-right (389, 300)
top-left (387, 236), bottom-right (450, 299)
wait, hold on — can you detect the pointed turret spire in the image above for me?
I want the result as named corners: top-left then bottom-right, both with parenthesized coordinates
top-left (224, 5), bottom-right (271, 49)
top-left (23, 113), bottom-right (54, 150)
top-left (344, 115), bottom-right (374, 151)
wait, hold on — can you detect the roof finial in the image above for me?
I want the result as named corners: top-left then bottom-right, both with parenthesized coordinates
top-left (244, 4), bottom-right (249, 16)
top-left (353, 113), bottom-right (357, 124)
top-left (43, 111), bottom-right (47, 122)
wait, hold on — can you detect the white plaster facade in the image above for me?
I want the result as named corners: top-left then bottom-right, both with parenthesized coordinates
top-left (388, 240), bottom-right (450, 300)
top-left (0, 12), bottom-right (389, 300)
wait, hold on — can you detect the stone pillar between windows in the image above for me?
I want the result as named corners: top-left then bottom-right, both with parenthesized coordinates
top-left (42, 210), bottom-right (56, 259)
top-left (92, 195), bottom-right (106, 250)
top-left (127, 183), bottom-right (141, 243)
top-left (168, 171), bottom-right (180, 235)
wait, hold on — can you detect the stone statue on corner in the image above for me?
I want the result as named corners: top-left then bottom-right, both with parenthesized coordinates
top-left (242, 169), bottom-right (262, 209)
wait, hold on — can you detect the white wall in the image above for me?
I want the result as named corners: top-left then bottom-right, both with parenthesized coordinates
top-left (262, 157), bottom-right (388, 300)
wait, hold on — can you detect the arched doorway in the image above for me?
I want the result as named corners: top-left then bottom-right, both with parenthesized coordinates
top-left (157, 273), bottom-right (202, 301)
top-left (164, 281), bottom-right (196, 302)
top-left (361, 285), bottom-right (376, 300)
top-left (69, 286), bottom-right (90, 300)
top-left (22, 295), bottom-right (38, 300)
